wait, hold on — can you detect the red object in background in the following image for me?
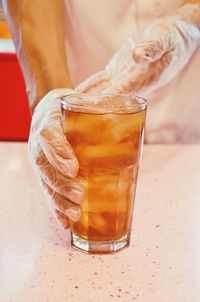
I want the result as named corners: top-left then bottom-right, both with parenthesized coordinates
top-left (0, 53), bottom-right (31, 141)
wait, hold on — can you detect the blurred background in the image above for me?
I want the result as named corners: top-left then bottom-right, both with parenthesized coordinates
top-left (0, 1), bottom-right (31, 141)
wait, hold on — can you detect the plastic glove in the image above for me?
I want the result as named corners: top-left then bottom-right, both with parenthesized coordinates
top-left (77, 4), bottom-right (200, 95)
top-left (28, 89), bottom-right (84, 229)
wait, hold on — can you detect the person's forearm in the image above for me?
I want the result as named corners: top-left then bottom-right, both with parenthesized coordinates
top-left (2, 0), bottom-right (72, 112)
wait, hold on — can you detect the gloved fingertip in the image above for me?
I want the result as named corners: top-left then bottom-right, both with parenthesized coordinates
top-left (66, 188), bottom-right (84, 204)
top-left (56, 215), bottom-right (69, 229)
top-left (66, 159), bottom-right (79, 178)
top-left (55, 156), bottom-right (79, 178)
top-left (74, 189), bottom-right (84, 203)
top-left (65, 207), bottom-right (81, 222)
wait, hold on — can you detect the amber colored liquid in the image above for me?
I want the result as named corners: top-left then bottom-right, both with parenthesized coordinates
top-left (62, 108), bottom-right (146, 242)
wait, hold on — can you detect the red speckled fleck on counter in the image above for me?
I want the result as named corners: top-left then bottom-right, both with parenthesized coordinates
top-left (0, 143), bottom-right (200, 302)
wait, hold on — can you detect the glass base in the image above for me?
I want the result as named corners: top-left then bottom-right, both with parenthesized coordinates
top-left (71, 232), bottom-right (130, 254)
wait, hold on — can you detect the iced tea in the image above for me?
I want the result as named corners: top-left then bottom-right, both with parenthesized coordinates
top-left (61, 94), bottom-right (146, 253)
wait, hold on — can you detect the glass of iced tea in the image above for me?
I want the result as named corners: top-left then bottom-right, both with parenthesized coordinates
top-left (61, 93), bottom-right (147, 254)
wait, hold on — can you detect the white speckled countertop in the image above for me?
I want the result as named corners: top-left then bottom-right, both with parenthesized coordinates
top-left (1, 143), bottom-right (200, 302)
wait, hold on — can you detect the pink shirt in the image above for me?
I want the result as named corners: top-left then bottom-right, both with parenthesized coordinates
top-left (64, 0), bottom-right (200, 143)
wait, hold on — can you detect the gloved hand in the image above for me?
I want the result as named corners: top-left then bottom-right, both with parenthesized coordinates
top-left (28, 89), bottom-right (84, 229)
top-left (77, 4), bottom-right (200, 95)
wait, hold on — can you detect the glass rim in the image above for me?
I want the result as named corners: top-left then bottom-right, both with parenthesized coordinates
top-left (61, 92), bottom-right (147, 114)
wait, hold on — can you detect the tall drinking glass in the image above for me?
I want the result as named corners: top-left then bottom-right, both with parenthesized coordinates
top-left (61, 93), bottom-right (147, 254)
